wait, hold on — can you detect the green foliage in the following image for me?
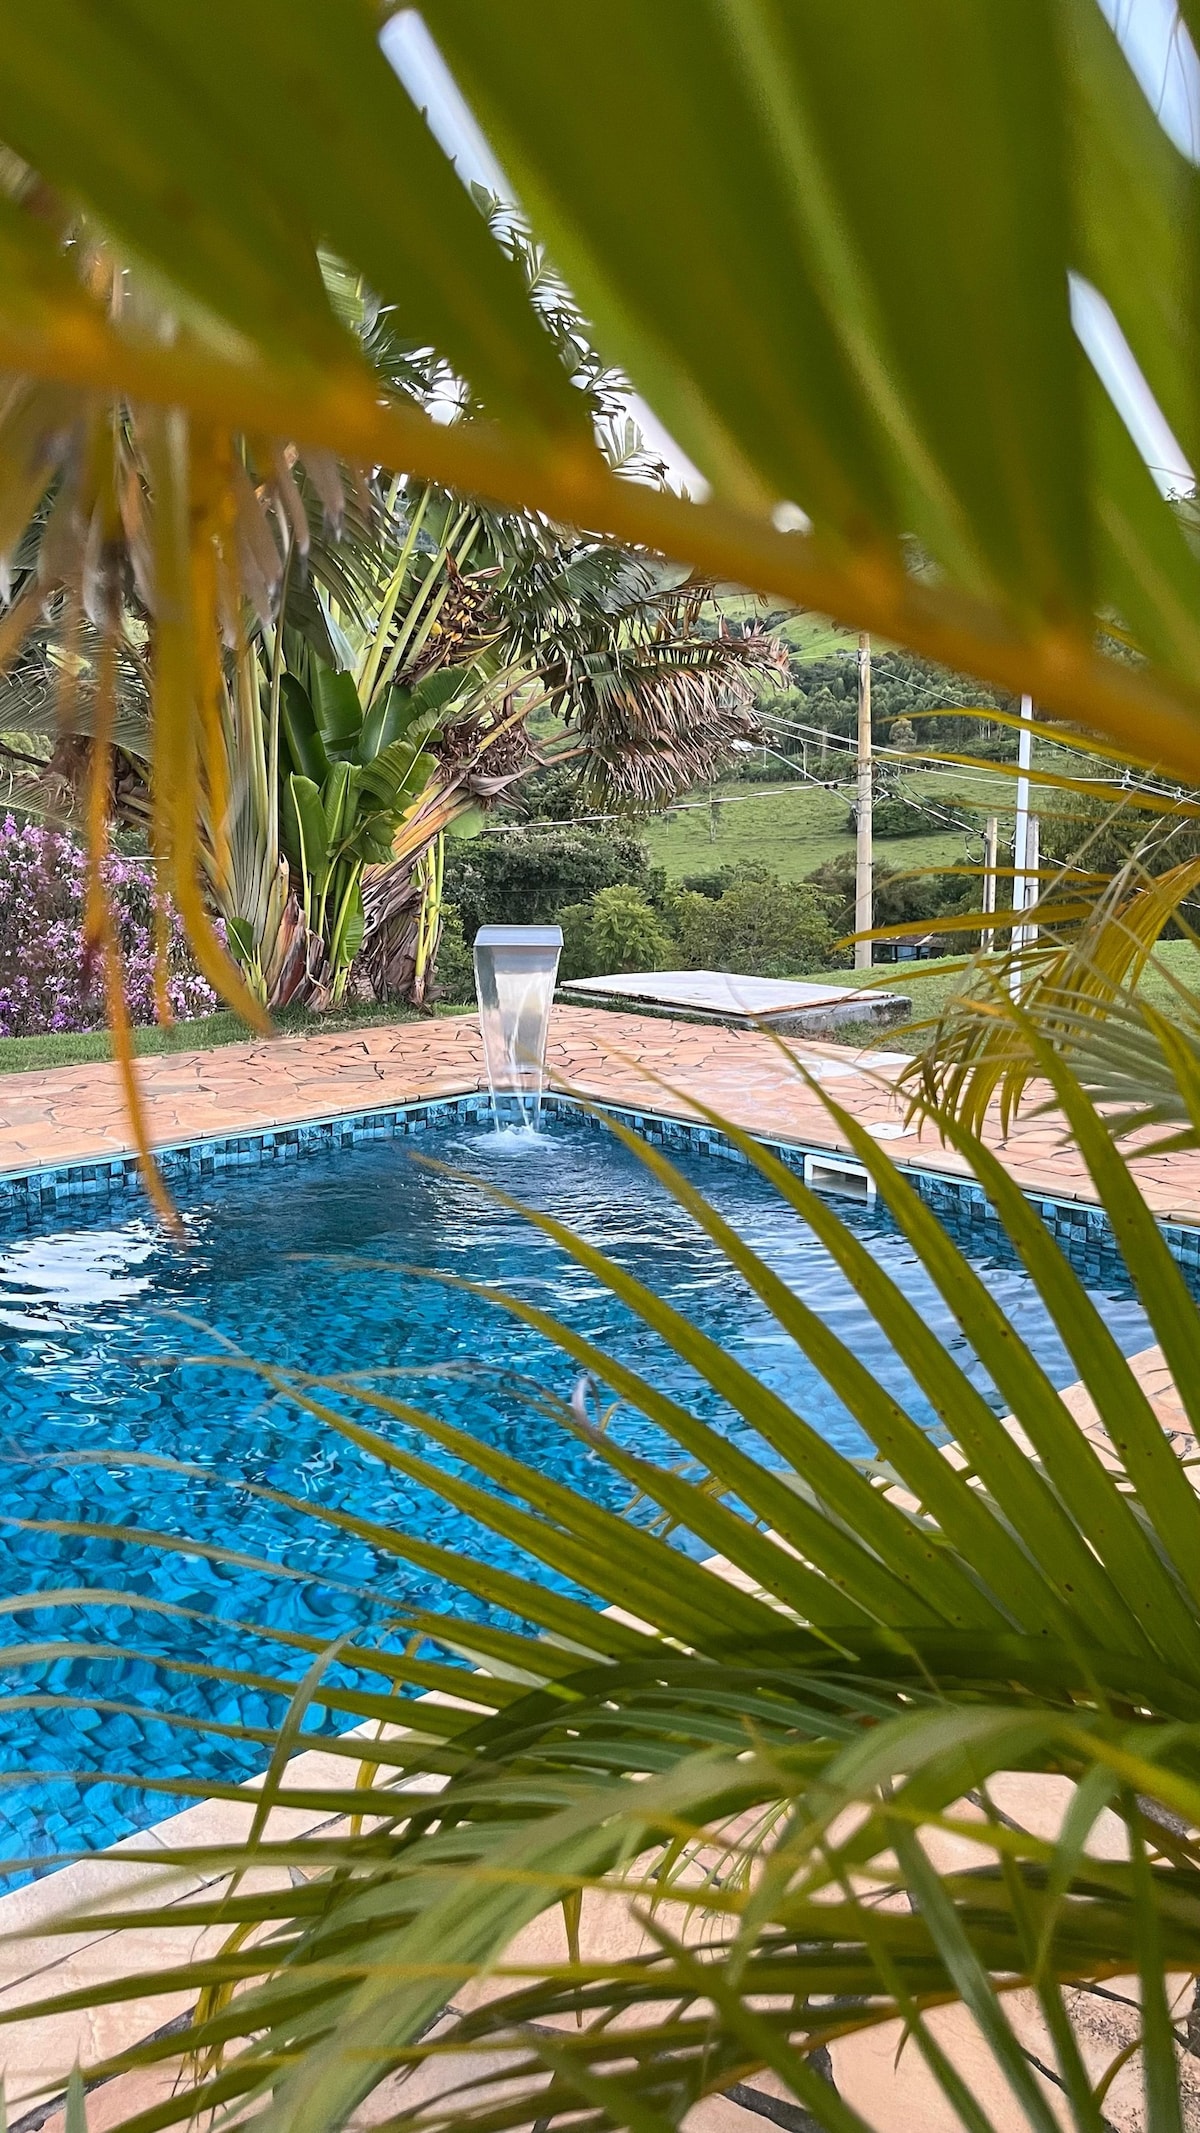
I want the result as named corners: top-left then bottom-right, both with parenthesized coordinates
top-left (275, 650), bottom-right (441, 1000)
top-left (555, 900), bottom-right (596, 984)
top-left (806, 850), bottom-right (994, 952)
top-left (431, 901), bottom-right (475, 1005)
top-left (512, 762), bottom-right (590, 821)
top-left (443, 825), bottom-right (652, 944)
top-left (558, 884), bottom-right (674, 982)
top-left (676, 860), bottom-right (774, 901)
top-left (862, 792), bottom-right (977, 839)
top-left (669, 870), bottom-right (835, 976)
top-left (765, 650), bottom-right (1016, 762)
top-left (1038, 788), bottom-right (1200, 884)
top-left (586, 883), bottom-right (673, 973)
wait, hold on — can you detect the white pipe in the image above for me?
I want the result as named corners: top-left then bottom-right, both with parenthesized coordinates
top-left (1010, 693), bottom-right (1034, 994)
top-left (854, 632), bottom-right (873, 969)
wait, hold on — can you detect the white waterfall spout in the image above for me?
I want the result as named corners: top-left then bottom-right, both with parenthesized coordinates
top-left (473, 924), bottom-right (563, 1131)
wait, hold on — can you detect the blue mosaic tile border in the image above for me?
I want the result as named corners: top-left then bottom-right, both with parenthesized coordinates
top-left (550, 1094), bottom-right (1200, 1284)
top-left (0, 1085), bottom-right (1195, 1280)
top-left (0, 1091), bottom-right (499, 1225)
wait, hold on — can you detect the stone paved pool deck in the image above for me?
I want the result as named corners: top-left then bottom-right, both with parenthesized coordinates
top-left (1, 1001), bottom-right (1199, 1222)
top-left (0, 1005), bottom-right (1195, 2132)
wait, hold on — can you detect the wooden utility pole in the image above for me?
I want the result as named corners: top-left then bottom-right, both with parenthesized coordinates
top-left (854, 631), bottom-right (872, 969)
top-left (981, 815), bottom-right (998, 951)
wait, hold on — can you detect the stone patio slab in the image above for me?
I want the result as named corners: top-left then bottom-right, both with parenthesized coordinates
top-left (559, 967), bottom-right (911, 1031)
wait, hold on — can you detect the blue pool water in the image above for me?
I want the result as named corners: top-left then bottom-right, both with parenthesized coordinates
top-left (0, 1115), bottom-right (1162, 1872)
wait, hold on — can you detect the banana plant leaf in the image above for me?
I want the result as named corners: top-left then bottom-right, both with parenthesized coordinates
top-left (281, 772), bottom-right (329, 895)
top-left (279, 676), bottom-right (331, 787)
top-left (309, 665), bottom-right (363, 759)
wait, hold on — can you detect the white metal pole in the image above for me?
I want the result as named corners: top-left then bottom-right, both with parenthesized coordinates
top-left (981, 815), bottom-right (998, 952)
top-left (1010, 692), bottom-right (1034, 993)
top-left (854, 631), bottom-right (873, 969)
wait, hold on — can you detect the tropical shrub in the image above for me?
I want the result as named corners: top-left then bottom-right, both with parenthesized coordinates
top-left (669, 871), bottom-right (835, 976)
top-left (273, 648), bottom-right (446, 1005)
top-left (557, 883), bottom-right (674, 983)
top-left (0, 817), bottom-right (215, 1037)
top-left (556, 899), bottom-right (596, 984)
top-left (589, 884), bottom-right (674, 972)
top-left (443, 824), bottom-right (653, 942)
top-left (431, 900), bottom-right (475, 1005)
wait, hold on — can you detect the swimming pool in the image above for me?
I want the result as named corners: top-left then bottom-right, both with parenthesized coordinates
top-left (0, 1112), bottom-right (1162, 1872)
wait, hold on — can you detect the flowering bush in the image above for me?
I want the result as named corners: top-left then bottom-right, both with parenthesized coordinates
top-left (0, 817), bottom-right (218, 1038)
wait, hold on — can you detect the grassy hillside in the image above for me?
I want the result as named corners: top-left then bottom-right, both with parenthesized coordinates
top-left (642, 765), bottom-right (1050, 885)
top-left (715, 595), bottom-right (857, 661)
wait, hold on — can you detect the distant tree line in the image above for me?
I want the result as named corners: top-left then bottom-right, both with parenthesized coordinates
top-left (740, 646), bottom-right (1019, 783)
top-left (434, 821), bottom-right (995, 1002)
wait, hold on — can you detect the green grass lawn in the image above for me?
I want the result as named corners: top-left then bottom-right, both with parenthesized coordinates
top-left (714, 596), bottom-right (857, 661)
top-left (643, 776), bottom-right (981, 884)
top-left (820, 936), bottom-right (1200, 1053)
top-left (0, 997), bottom-right (420, 1076)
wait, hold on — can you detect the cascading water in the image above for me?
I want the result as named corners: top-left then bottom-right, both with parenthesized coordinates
top-left (473, 924), bottom-right (563, 1133)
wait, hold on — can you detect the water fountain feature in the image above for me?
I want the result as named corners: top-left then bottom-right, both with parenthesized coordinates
top-left (473, 924), bottom-right (563, 1131)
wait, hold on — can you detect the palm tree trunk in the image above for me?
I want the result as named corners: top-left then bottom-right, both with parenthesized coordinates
top-left (360, 859), bottom-right (427, 1003)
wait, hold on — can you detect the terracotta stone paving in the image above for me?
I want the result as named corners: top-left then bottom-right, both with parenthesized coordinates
top-left (2, 1002), bottom-right (1199, 1223)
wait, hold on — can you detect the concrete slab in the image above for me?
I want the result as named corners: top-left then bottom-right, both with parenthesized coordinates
top-left (558, 969), bottom-right (911, 1033)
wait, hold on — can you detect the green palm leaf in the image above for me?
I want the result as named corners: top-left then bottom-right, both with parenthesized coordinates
top-left (0, 2), bottom-right (1198, 766)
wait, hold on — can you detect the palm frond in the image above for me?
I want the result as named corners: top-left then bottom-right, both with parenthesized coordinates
top-left (905, 770), bottom-right (1200, 1142)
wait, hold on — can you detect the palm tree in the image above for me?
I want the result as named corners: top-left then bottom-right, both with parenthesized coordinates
top-left (359, 541), bottom-right (783, 1002)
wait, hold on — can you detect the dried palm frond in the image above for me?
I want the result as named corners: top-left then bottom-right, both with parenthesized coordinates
top-left (560, 613), bottom-right (783, 811)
